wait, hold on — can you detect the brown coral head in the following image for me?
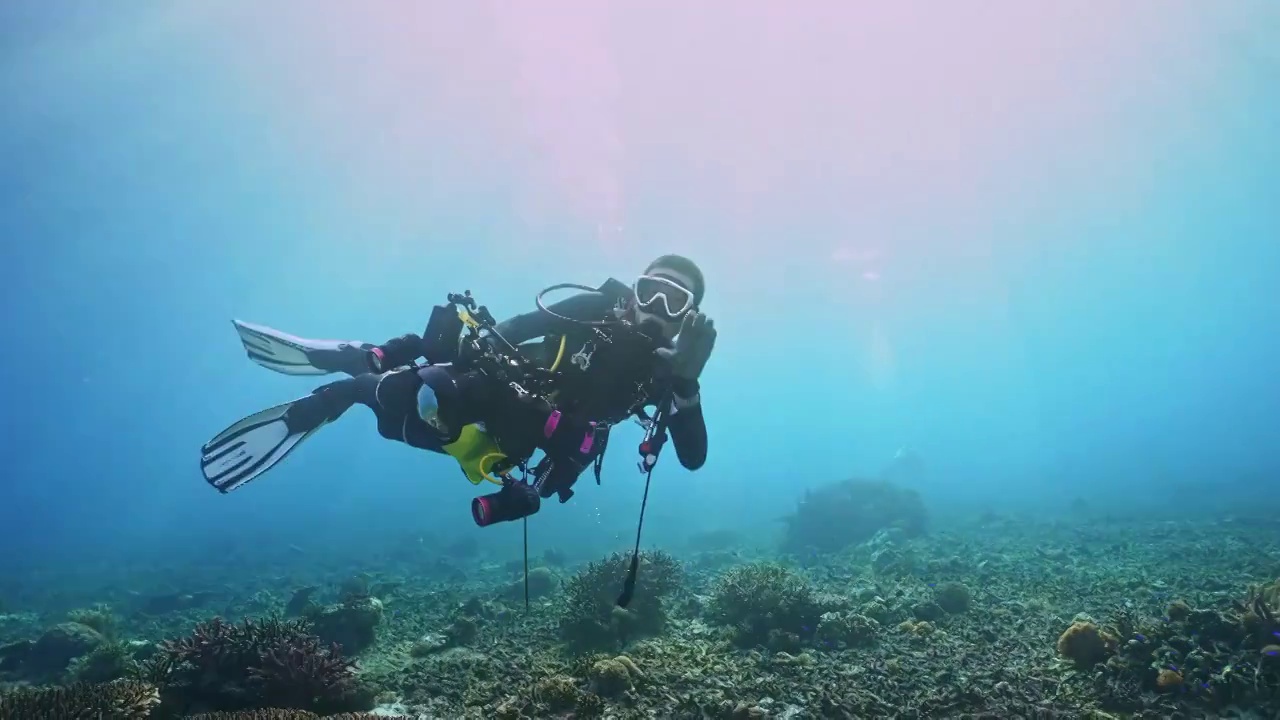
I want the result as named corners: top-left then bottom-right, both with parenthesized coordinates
top-left (1166, 599), bottom-right (1192, 622)
top-left (1156, 668), bottom-right (1183, 692)
top-left (1056, 621), bottom-right (1116, 668)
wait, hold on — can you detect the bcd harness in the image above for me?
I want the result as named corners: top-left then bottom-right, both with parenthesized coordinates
top-left (420, 285), bottom-right (677, 610)
top-left (425, 287), bottom-right (665, 493)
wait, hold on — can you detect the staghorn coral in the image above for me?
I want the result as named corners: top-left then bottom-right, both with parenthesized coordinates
top-left (153, 615), bottom-right (373, 715)
top-left (781, 477), bottom-right (927, 554)
top-left (184, 707), bottom-right (320, 712)
top-left (0, 679), bottom-right (159, 719)
top-left (180, 707), bottom-right (407, 712)
top-left (558, 551), bottom-right (682, 654)
top-left (708, 562), bottom-right (822, 649)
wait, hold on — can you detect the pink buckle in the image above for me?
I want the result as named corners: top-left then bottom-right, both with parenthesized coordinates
top-left (579, 422), bottom-right (597, 454)
top-left (544, 410), bottom-right (561, 439)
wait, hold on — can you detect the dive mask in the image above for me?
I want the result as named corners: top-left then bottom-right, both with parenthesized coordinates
top-left (633, 274), bottom-right (695, 320)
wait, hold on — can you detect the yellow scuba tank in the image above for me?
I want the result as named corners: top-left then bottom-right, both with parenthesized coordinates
top-left (442, 424), bottom-right (508, 486)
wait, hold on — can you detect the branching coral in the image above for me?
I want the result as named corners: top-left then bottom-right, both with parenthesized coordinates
top-left (708, 562), bottom-right (822, 649)
top-left (1239, 579), bottom-right (1279, 647)
top-left (181, 707), bottom-right (404, 712)
top-left (558, 551), bottom-right (682, 654)
top-left (68, 640), bottom-right (133, 684)
top-left (152, 615), bottom-right (372, 715)
top-left (781, 478), bottom-right (927, 554)
top-left (66, 603), bottom-right (119, 640)
top-left (0, 679), bottom-right (159, 719)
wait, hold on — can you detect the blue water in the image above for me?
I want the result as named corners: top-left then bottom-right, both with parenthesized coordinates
top-left (1, 6), bottom-right (1278, 599)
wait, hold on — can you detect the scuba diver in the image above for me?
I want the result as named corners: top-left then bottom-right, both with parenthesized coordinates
top-left (200, 254), bottom-right (716, 528)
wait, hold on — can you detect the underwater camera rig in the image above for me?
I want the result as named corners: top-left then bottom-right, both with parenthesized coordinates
top-left (422, 290), bottom-right (557, 395)
top-left (421, 284), bottom-right (677, 610)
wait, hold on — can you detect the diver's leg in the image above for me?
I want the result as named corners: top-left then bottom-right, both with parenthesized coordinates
top-left (346, 367), bottom-right (485, 452)
top-left (235, 318), bottom-right (430, 378)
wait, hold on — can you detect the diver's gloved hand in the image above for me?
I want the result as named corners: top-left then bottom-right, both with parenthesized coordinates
top-left (312, 333), bottom-right (426, 375)
top-left (655, 312), bottom-right (716, 381)
top-left (531, 455), bottom-right (587, 503)
top-left (308, 342), bottom-right (382, 376)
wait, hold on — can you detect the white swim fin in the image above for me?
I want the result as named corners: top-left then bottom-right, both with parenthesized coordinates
top-left (233, 319), bottom-right (371, 376)
top-left (200, 395), bottom-right (330, 492)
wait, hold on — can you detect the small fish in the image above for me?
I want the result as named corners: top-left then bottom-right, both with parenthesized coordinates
top-left (1135, 634), bottom-right (1147, 642)
top-left (1273, 631), bottom-right (1280, 639)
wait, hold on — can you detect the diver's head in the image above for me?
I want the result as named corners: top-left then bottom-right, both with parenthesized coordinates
top-left (630, 254), bottom-right (704, 340)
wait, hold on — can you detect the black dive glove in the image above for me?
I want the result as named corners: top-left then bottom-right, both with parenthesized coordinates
top-left (655, 311), bottom-right (717, 381)
top-left (308, 333), bottom-right (426, 375)
top-left (531, 453), bottom-right (590, 504)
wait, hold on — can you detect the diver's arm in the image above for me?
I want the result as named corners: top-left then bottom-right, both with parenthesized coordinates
top-left (666, 378), bottom-right (708, 470)
top-left (370, 333), bottom-right (429, 370)
top-left (494, 293), bottom-right (612, 345)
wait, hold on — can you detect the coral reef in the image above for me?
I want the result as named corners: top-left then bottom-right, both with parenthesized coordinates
top-left (558, 550), bottom-right (682, 654)
top-left (1056, 620), bottom-right (1117, 668)
top-left (68, 639), bottom-right (134, 683)
top-left (11, 504), bottom-right (1280, 717)
top-left (305, 595), bottom-right (383, 655)
top-left (25, 621), bottom-right (106, 679)
top-left (147, 615), bottom-right (373, 715)
top-left (782, 478), bottom-right (927, 554)
top-left (284, 587), bottom-right (319, 618)
top-left (587, 655), bottom-right (642, 697)
top-left (933, 581), bottom-right (972, 614)
top-left (503, 566), bottom-right (558, 601)
top-left (180, 707), bottom-right (404, 712)
top-left (0, 679), bottom-right (159, 719)
top-left (708, 562), bottom-right (823, 649)
top-left (814, 611), bottom-right (879, 649)
top-left (66, 604), bottom-right (120, 639)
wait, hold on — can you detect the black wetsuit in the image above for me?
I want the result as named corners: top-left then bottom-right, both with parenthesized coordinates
top-left (314, 279), bottom-right (708, 495)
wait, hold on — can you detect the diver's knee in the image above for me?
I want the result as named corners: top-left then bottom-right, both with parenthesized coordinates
top-left (374, 414), bottom-right (406, 442)
top-left (371, 368), bottom-right (423, 415)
